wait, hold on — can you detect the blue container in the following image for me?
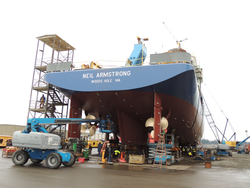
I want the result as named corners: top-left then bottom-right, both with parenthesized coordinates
top-left (211, 157), bottom-right (215, 160)
top-left (198, 151), bottom-right (204, 156)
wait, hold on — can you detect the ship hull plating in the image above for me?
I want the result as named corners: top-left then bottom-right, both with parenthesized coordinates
top-left (45, 63), bottom-right (204, 146)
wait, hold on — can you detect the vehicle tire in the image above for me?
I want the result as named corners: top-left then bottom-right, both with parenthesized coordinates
top-left (147, 158), bottom-right (154, 164)
top-left (46, 153), bottom-right (62, 169)
top-left (62, 153), bottom-right (76, 167)
top-left (30, 159), bottom-right (43, 163)
top-left (166, 159), bottom-right (172, 166)
top-left (12, 149), bottom-right (29, 165)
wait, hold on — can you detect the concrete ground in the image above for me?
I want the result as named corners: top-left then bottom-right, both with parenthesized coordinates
top-left (1, 148), bottom-right (250, 188)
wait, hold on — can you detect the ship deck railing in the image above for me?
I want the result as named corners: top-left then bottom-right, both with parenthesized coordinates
top-left (71, 59), bottom-right (151, 70)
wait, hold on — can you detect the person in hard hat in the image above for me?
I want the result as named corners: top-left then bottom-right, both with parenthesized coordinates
top-left (182, 146), bottom-right (185, 156)
top-left (192, 147), bottom-right (196, 156)
top-left (188, 147), bottom-right (193, 157)
top-left (186, 147), bottom-right (189, 156)
top-left (188, 151), bottom-right (192, 157)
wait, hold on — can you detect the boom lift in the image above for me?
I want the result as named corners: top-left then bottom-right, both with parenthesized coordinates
top-left (236, 136), bottom-right (250, 154)
top-left (12, 118), bottom-right (114, 169)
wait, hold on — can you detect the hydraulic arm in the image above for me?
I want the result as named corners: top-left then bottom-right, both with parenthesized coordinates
top-left (12, 117), bottom-right (115, 169)
top-left (23, 118), bottom-right (114, 134)
top-left (236, 136), bottom-right (250, 150)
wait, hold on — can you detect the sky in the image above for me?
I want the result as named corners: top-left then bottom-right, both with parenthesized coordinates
top-left (0, 0), bottom-right (250, 141)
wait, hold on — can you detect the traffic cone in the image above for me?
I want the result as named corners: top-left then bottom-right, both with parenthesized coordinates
top-left (118, 152), bottom-right (126, 163)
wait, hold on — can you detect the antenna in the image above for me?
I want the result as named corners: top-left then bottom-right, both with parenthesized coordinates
top-left (163, 22), bottom-right (188, 49)
top-left (137, 36), bottom-right (148, 44)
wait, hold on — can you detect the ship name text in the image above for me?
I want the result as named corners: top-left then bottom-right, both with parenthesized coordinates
top-left (82, 70), bottom-right (131, 79)
top-left (83, 70), bottom-right (130, 84)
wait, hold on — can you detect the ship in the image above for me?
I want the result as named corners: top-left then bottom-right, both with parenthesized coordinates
top-left (44, 36), bottom-right (204, 147)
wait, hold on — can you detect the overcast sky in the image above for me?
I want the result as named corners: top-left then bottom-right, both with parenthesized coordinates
top-left (1, 0), bottom-right (249, 141)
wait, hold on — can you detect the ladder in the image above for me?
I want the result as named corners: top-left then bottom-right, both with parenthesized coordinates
top-left (153, 133), bottom-right (167, 168)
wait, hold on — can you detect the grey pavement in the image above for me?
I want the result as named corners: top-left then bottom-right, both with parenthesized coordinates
top-left (1, 148), bottom-right (250, 188)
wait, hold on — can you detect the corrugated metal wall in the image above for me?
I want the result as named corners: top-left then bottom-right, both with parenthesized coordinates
top-left (0, 124), bottom-right (26, 136)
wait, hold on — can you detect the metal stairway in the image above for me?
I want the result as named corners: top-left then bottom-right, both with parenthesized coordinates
top-left (27, 35), bottom-right (75, 121)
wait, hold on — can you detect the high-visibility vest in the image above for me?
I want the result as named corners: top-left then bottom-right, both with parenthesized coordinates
top-left (115, 150), bottom-right (120, 155)
top-left (182, 148), bottom-right (185, 152)
top-left (188, 152), bottom-right (192, 156)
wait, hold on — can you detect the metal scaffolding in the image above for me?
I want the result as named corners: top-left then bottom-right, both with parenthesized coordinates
top-left (27, 34), bottom-right (75, 121)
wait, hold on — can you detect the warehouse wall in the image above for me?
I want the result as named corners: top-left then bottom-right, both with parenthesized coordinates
top-left (88, 132), bottom-right (113, 140)
top-left (0, 124), bottom-right (26, 136)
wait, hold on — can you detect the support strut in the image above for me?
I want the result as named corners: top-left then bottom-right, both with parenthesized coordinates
top-left (154, 93), bottom-right (162, 142)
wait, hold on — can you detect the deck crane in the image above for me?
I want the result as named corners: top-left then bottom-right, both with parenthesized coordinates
top-left (163, 22), bottom-right (187, 50)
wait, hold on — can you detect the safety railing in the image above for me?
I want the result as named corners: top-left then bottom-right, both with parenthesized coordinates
top-left (32, 79), bottom-right (48, 88)
top-left (99, 120), bottom-right (114, 133)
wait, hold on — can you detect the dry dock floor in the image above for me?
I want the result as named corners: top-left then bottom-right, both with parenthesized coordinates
top-left (1, 148), bottom-right (250, 188)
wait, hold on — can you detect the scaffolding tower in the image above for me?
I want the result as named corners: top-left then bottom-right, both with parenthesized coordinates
top-left (27, 35), bottom-right (75, 122)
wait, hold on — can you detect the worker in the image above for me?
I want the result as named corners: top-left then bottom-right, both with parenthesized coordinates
top-left (40, 94), bottom-right (45, 108)
top-left (104, 143), bottom-right (110, 161)
top-left (114, 149), bottom-right (120, 161)
top-left (100, 141), bottom-right (109, 163)
top-left (188, 151), bottom-right (192, 157)
top-left (89, 145), bottom-right (92, 155)
top-left (188, 147), bottom-right (192, 157)
top-left (192, 147), bottom-right (196, 156)
top-left (182, 147), bottom-right (185, 156)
